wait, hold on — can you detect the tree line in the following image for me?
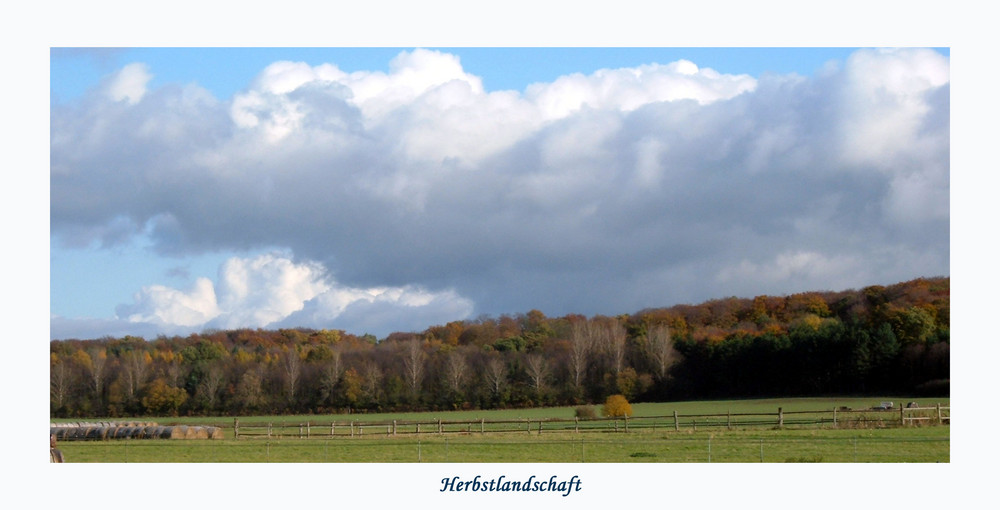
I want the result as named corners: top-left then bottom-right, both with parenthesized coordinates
top-left (50, 277), bottom-right (949, 418)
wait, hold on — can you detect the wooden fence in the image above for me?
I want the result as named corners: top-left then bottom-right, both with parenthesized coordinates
top-left (229, 404), bottom-right (950, 440)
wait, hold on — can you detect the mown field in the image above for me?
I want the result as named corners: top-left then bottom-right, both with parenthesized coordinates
top-left (58, 426), bottom-right (948, 463)
top-left (53, 397), bottom-right (949, 463)
top-left (52, 396), bottom-right (950, 426)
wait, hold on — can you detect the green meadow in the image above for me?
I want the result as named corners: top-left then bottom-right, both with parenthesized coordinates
top-left (54, 397), bottom-right (949, 463)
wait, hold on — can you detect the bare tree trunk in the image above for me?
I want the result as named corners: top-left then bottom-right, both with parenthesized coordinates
top-left (319, 349), bottom-right (343, 405)
top-left (50, 359), bottom-right (71, 409)
top-left (604, 320), bottom-right (628, 376)
top-left (524, 353), bottom-right (550, 394)
top-left (402, 338), bottom-right (427, 395)
top-left (647, 323), bottom-right (677, 380)
top-left (569, 320), bottom-right (594, 388)
top-left (443, 350), bottom-right (468, 394)
top-left (484, 356), bottom-right (508, 396)
top-left (196, 365), bottom-right (224, 411)
top-left (361, 360), bottom-right (383, 404)
top-left (282, 349), bottom-right (302, 405)
top-left (121, 351), bottom-right (149, 404)
top-left (88, 348), bottom-right (107, 405)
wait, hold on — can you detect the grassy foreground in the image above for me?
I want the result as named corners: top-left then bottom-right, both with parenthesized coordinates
top-left (52, 396), bottom-right (950, 426)
top-left (54, 397), bottom-right (949, 463)
top-left (59, 426), bottom-right (948, 463)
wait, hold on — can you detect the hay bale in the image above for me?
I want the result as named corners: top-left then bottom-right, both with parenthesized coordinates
top-left (192, 427), bottom-right (210, 439)
top-left (162, 426), bottom-right (184, 439)
top-left (206, 427), bottom-right (224, 439)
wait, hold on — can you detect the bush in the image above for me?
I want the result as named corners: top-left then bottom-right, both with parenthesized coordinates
top-left (575, 405), bottom-right (596, 419)
top-left (602, 394), bottom-right (632, 418)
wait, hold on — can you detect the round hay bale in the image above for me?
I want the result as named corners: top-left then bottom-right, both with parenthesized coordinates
top-left (191, 427), bottom-right (209, 439)
top-left (207, 427), bottom-right (224, 439)
top-left (162, 426), bottom-right (183, 439)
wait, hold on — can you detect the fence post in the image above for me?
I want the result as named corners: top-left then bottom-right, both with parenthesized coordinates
top-left (481, 418), bottom-right (485, 434)
top-left (674, 410), bottom-right (679, 431)
top-left (900, 406), bottom-right (905, 426)
top-left (833, 407), bottom-right (837, 427)
top-left (393, 420), bottom-right (397, 436)
top-left (727, 409), bottom-right (732, 430)
top-left (307, 421), bottom-right (311, 438)
top-left (778, 408), bottom-right (783, 427)
top-left (268, 422), bottom-right (272, 439)
top-left (438, 419), bottom-right (443, 435)
top-left (234, 418), bottom-right (239, 439)
top-left (331, 422), bottom-right (335, 437)
top-left (937, 403), bottom-right (942, 424)
top-left (350, 421), bottom-right (355, 438)
top-left (575, 417), bottom-right (579, 433)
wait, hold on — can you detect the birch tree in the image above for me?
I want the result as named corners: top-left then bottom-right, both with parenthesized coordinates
top-left (646, 323), bottom-right (678, 380)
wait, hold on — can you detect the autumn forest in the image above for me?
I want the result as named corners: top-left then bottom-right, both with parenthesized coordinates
top-left (49, 277), bottom-right (949, 418)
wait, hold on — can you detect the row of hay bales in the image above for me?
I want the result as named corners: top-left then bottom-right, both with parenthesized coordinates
top-left (50, 424), bottom-right (224, 440)
top-left (51, 421), bottom-right (157, 429)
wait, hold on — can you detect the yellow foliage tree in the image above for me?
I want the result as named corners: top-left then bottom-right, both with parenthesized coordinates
top-left (602, 394), bottom-right (632, 418)
top-left (141, 378), bottom-right (188, 416)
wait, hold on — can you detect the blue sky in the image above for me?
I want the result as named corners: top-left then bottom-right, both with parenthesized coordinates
top-left (49, 46), bottom-right (951, 340)
top-left (51, 47), bottom-right (927, 104)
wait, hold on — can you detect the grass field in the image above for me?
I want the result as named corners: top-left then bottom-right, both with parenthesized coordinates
top-left (52, 396), bottom-right (950, 426)
top-left (53, 397), bottom-right (949, 463)
top-left (58, 426), bottom-right (949, 463)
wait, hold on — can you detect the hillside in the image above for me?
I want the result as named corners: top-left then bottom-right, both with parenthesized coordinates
top-left (51, 277), bottom-right (949, 418)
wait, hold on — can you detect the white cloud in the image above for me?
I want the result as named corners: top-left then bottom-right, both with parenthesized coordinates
top-left (836, 48), bottom-right (950, 167)
top-left (105, 63), bottom-right (152, 104)
top-left (110, 253), bottom-right (473, 337)
top-left (117, 277), bottom-right (220, 327)
top-left (51, 48), bottom-right (949, 338)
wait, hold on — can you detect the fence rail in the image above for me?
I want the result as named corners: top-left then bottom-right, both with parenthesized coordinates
top-left (227, 404), bottom-right (949, 440)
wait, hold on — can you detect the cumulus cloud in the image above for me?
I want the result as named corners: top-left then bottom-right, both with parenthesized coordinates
top-left (105, 63), bottom-right (152, 104)
top-left (50, 48), bottom-right (949, 338)
top-left (107, 253), bottom-right (473, 337)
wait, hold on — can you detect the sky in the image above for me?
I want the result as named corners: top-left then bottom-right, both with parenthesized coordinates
top-left (49, 46), bottom-right (951, 340)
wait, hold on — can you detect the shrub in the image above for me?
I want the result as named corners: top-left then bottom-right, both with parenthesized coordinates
top-left (602, 394), bottom-right (632, 418)
top-left (575, 405), bottom-right (596, 419)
